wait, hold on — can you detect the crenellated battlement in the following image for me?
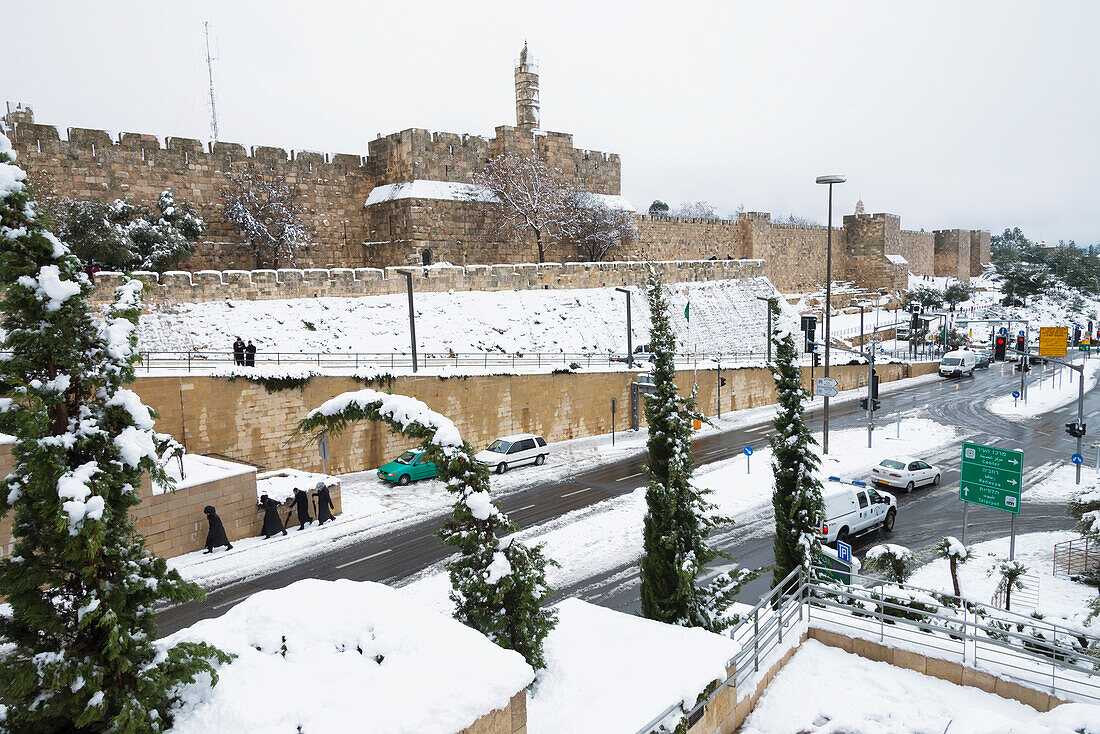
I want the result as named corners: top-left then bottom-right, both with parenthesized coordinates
top-left (88, 259), bottom-right (768, 305)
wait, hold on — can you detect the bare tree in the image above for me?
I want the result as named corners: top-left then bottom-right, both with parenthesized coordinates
top-left (222, 170), bottom-right (310, 269)
top-left (473, 153), bottom-right (573, 263)
top-left (565, 193), bottom-right (637, 262)
top-left (673, 200), bottom-right (720, 219)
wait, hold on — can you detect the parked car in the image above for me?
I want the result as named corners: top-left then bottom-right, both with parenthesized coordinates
top-left (820, 483), bottom-right (897, 545)
top-left (939, 349), bottom-right (977, 378)
top-left (475, 433), bottom-right (549, 474)
top-left (613, 343), bottom-right (655, 364)
top-left (377, 449), bottom-right (437, 486)
top-left (871, 457), bottom-right (940, 493)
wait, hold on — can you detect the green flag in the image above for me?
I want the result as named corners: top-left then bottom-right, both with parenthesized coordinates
top-left (684, 302), bottom-right (690, 322)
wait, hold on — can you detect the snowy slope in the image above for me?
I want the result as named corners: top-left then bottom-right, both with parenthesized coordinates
top-left (136, 277), bottom-right (799, 357)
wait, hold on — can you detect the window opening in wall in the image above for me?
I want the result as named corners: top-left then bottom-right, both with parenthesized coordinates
top-left (91, 143), bottom-right (96, 155)
top-left (36, 139), bottom-right (41, 153)
top-left (422, 250), bottom-right (432, 266)
top-left (141, 147), bottom-right (146, 162)
top-left (184, 152), bottom-right (189, 164)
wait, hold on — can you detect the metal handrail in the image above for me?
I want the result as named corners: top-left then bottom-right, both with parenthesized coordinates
top-left (634, 566), bottom-right (1100, 734)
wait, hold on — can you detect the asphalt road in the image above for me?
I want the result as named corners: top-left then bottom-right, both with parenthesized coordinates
top-left (158, 358), bottom-right (1089, 636)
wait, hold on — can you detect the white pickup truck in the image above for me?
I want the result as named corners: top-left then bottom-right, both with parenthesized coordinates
top-left (820, 483), bottom-right (897, 546)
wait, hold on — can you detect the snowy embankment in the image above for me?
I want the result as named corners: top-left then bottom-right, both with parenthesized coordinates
top-left (739, 639), bottom-right (1099, 734)
top-left (909, 531), bottom-right (1098, 629)
top-left (987, 355), bottom-right (1100, 420)
top-left (164, 580), bottom-right (533, 734)
top-left (1026, 462), bottom-right (1100, 502)
top-left (136, 277), bottom-right (798, 357)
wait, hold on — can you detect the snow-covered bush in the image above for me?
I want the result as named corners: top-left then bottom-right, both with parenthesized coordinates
top-left (212, 365), bottom-right (319, 392)
top-left (0, 136), bottom-right (229, 732)
top-left (864, 544), bottom-right (916, 585)
top-left (293, 389), bottom-right (558, 669)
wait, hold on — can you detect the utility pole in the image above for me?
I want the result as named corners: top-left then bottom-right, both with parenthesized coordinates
top-left (756, 295), bottom-right (775, 362)
top-left (615, 287), bottom-right (633, 367)
top-left (397, 270), bottom-right (418, 372)
top-left (204, 22), bottom-right (219, 142)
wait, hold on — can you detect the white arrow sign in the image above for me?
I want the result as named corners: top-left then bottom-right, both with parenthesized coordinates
top-left (816, 377), bottom-right (839, 389)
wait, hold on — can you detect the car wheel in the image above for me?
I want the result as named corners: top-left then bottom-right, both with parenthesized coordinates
top-left (905, 481), bottom-right (915, 494)
top-left (535, 454), bottom-right (545, 466)
top-left (835, 527), bottom-right (849, 546)
top-left (497, 462), bottom-right (508, 475)
top-left (932, 474), bottom-right (940, 487)
top-left (883, 509), bottom-right (896, 532)
top-left (397, 474), bottom-right (411, 487)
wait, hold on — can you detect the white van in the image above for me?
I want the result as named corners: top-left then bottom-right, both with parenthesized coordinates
top-left (939, 349), bottom-right (977, 378)
top-left (820, 483), bottom-right (897, 546)
top-left (474, 433), bottom-right (549, 474)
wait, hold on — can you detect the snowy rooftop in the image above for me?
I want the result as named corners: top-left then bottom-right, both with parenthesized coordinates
top-left (165, 579), bottom-right (533, 734)
top-left (364, 179), bottom-right (635, 211)
top-left (153, 453), bottom-right (255, 494)
top-left (886, 253), bottom-right (909, 265)
top-left (528, 598), bottom-right (738, 733)
top-left (256, 467), bottom-right (338, 503)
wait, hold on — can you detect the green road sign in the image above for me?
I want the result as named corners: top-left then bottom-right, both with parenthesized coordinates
top-left (960, 441), bottom-right (1022, 514)
top-left (813, 549), bottom-right (852, 584)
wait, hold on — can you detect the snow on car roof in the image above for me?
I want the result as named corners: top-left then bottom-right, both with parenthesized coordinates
top-left (496, 433), bottom-right (542, 441)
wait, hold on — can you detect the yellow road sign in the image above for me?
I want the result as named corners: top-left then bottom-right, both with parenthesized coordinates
top-left (1039, 326), bottom-right (1068, 357)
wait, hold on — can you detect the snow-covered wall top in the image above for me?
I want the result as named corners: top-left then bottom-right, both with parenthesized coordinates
top-left (364, 180), bottom-right (635, 212)
top-left (89, 259), bottom-right (766, 306)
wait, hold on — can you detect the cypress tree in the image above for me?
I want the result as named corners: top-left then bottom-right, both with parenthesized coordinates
top-left (767, 298), bottom-right (826, 588)
top-left (639, 268), bottom-right (755, 631)
top-left (0, 135), bottom-right (229, 733)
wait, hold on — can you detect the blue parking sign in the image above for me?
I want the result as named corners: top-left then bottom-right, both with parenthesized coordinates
top-left (837, 540), bottom-right (852, 564)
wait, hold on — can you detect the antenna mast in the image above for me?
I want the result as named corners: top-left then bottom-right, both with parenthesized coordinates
top-left (204, 21), bottom-right (219, 142)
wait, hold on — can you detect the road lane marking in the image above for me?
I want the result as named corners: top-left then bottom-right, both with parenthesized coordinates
top-left (616, 472), bottom-right (643, 482)
top-left (211, 594), bottom-right (251, 610)
top-left (561, 488), bottom-right (593, 498)
top-left (513, 504), bottom-right (536, 512)
top-left (335, 548), bottom-right (393, 570)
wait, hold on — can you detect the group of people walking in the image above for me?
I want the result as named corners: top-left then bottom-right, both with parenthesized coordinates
top-left (203, 483), bottom-right (338, 553)
top-left (232, 337), bottom-right (257, 366)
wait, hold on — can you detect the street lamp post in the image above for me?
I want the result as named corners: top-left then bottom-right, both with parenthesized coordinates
top-left (397, 270), bottom-right (418, 373)
top-left (615, 287), bottom-right (633, 367)
top-left (755, 295), bottom-right (775, 362)
top-left (815, 174), bottom-right (846, 454)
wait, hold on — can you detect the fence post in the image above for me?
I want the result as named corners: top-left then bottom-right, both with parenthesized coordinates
top-left (187, 352), bottom-right (192, 373)
top-left (753, 608), bottom-right (759, 672)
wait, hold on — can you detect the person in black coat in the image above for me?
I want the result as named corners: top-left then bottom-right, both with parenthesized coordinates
top-left (313, 482), bottom-right (336, 525)
top-left (245, 340), bottom-right (257, 367)
top-left (291, 487), bottom-right (312, 530)
top-left (259, 494), bottom-right (287, 539)
top-left (232, 337), bottom-right (245, 366)
top-left (203, 505), bottom-right (233, 553)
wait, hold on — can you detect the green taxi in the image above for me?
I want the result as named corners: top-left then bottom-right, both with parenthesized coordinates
top-left (377, 449), bottom-right (438, 486)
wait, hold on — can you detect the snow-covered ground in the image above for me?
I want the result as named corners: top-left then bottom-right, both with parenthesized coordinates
top-left (136, 277), bottom-right (798, 358)
top-left (163, 579), bottom-right (533, 734)
top-left (988, 353), bottom-right (1100, 419)
top-left (1026, 462), bottom-right (1100, 502)
top-left (528, 598), bottom-right (737, 734)
top-left (739, 638), bottom-right (1100, 734)
top-left (909, 531), bottom-right (1098, 630)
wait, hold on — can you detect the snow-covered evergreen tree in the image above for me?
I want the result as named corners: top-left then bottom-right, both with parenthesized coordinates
top-left (294, 391), bottom-right (558, 668)
top-left (58, 189), bottom-right (204, 272)
top-left (865, 544), bottom-right (915, 585)
top-left (639, 267), bottom-right (756, 632)
top-left (767, 298), bottom-right (825, 588)
top-left (0, 136), bottom-right (229, 733)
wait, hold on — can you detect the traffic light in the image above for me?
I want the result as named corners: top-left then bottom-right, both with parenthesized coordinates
top-left (1016, 335), bottom-right (1025, 353)
top-left (800, 316), bottom-right (817, 354)
top-left (804, 330), bottom-right (816, 354)
top-left (870, 370), bottom-right (879, 399)
top-left (812, 352), bottom-right (821, 367)
top-left (994, 336), bottom-right (1007, 361)
top-left (859, 398), bottom-right (882, 411)
top-left (1066, 421), bottom-right (1087, 438)
top-left (1074, 327), bottom-right (1081, 346)
top-left (719, 376), bottom-right (727, 387)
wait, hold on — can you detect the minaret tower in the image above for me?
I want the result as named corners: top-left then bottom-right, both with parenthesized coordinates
top-left (515, 43), bottom-right (540, 129)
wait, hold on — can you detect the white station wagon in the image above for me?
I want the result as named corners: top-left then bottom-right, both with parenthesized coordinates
top-left (475, 433), bottom-right (549, 474)
top-left (871, 457), bottom-right (941, 493)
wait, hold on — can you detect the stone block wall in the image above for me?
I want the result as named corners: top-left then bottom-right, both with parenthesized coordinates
top-left (841, 213), bottom-right (909, 292)
top-left (934, 229), bottom-right (972, 281)
top-left (895, 229), bottom-right (936, 275)
top-left (970, 229), bottom-right (991, 274)
top-left (624, 214), bottom-right (748, 262)
top-left (126, 362), bottom-right (934, 476)
top-left (87, 259), bottom-right (767, 305)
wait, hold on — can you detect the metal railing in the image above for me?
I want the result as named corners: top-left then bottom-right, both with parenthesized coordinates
top-left (635, 567), bottom-right (1100, 733)
top-left (1054, 536), bottom-right (1099, 577)
top-left (991, 572), bottom-right (1039, 612)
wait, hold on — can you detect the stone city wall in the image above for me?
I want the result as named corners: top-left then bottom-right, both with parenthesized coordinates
top-left (88, 259), bottom-right (767, 304)
top-left (896, 229), bottom-right (937, 275)
top-left (125, 362), bottom-right (938, 476)
top-left (934, 229), bottom-right (972, 282)
top-left (633, 215), bottom-right (749, 262)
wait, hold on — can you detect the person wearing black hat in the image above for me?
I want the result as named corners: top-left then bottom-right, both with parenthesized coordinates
top-left (313, 482), bottom-right (336, 525)
top-left (232, 337), bottom-right (245, 366)
top-left (203, 505), bottom-right (233, 553)
top-left (259, 494), bottom-right (287, 539)
top-left (245, 340), bottom-right (257, 367)
top-left (291, 487), bottom-right (312, 530)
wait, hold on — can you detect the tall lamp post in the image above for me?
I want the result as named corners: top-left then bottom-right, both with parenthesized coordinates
top-left (615, 287), bottom-right (633, 367)
top-left (397, 270), bottom-right (419, 373)
top-left (815, 174), bottom-right (846, 454)
top-left (756, 295), bottom-right (776, 362)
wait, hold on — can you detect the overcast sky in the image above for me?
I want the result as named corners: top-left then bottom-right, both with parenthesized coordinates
top-left (4, 1), bottom-right (1098, 243)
